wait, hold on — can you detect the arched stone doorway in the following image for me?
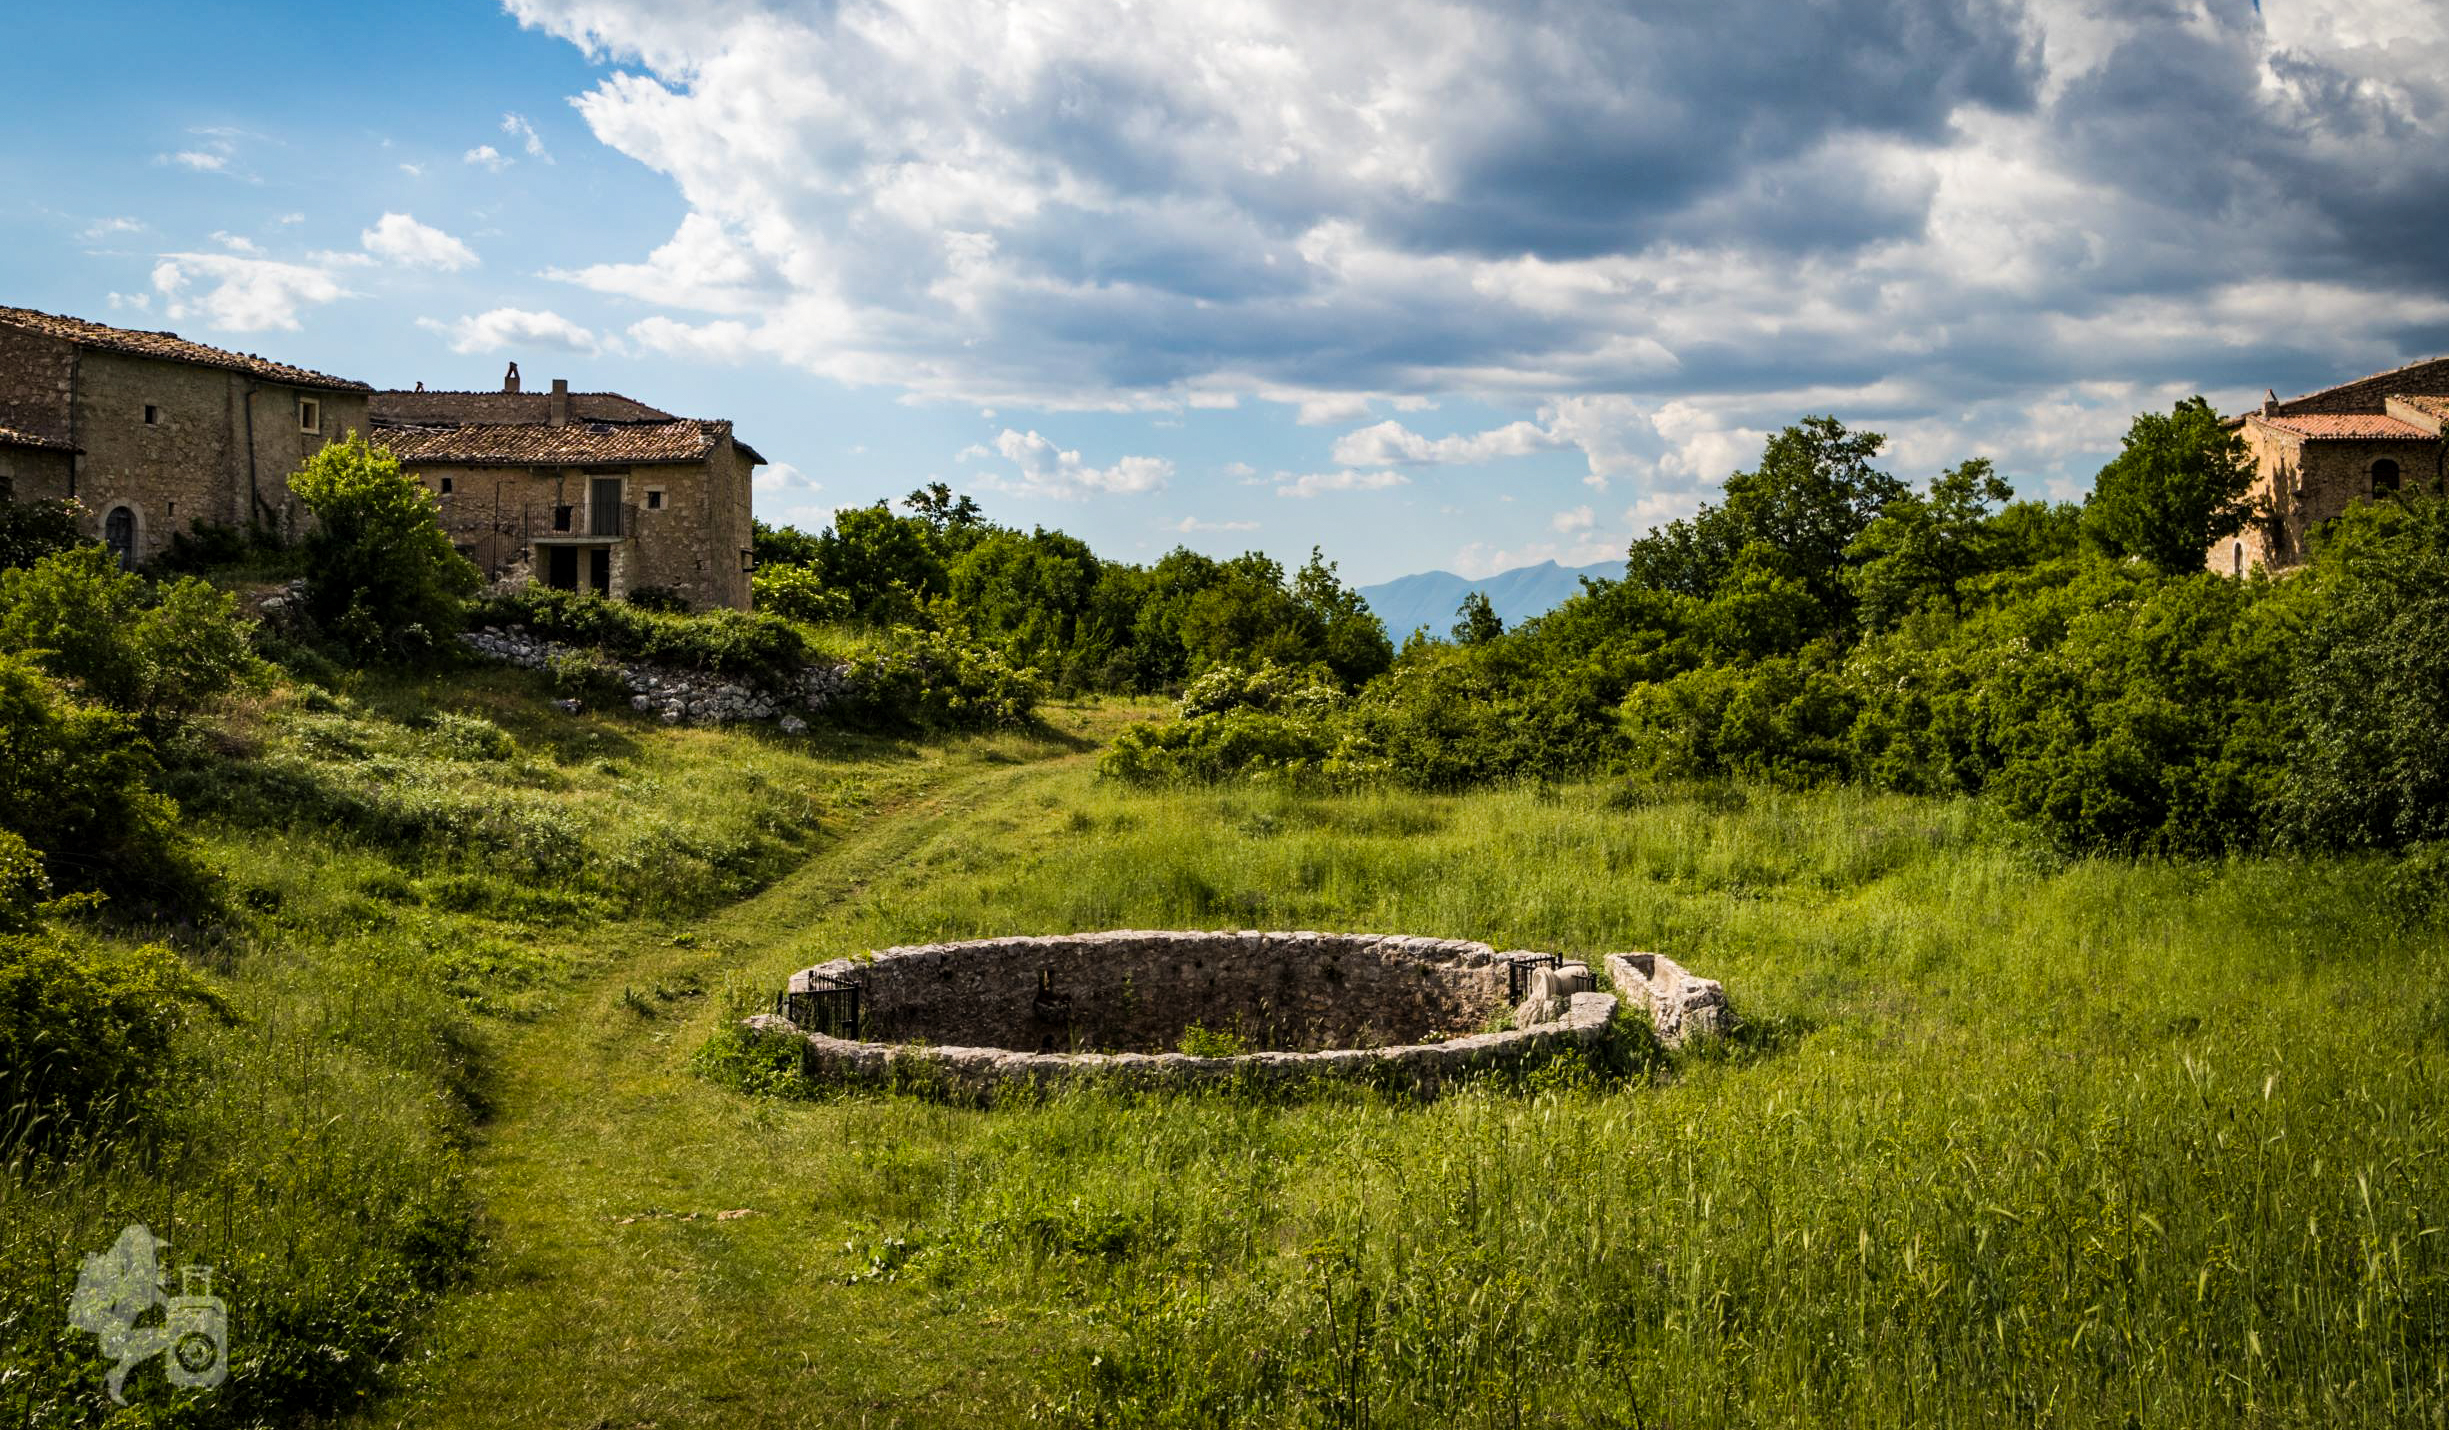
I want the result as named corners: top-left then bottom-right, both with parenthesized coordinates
top-left (104, 506), bottom-right (136, 570)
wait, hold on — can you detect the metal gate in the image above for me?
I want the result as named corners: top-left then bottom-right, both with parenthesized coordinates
top-left (1505, 952), bottom-right (1563, 1003)
top-left (776, 972), bottom-right (863, 1039)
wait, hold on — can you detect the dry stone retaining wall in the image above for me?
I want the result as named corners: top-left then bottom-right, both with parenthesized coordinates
top-left (459, 624), bottom-right (848, 726)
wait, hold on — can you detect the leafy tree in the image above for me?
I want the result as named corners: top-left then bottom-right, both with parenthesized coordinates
top-left (1625, 416), bottom-right (1906, 623)
top-left (293, 433), bottom-right (481, 661)
top-left (1452, 591), bottom-right (1503, 644)
top-left (2278, 493), bottom-right (2449, 849)
top-left (0, 476), bottom-right (83, 572)
top-left (1844, 458), bottom-right (2017, 628)
top-left (1292, 547), bottom-right (1393, 687)
top-left (2083, 396), bottom-right (2257, 573)
top-left (751, 562), bottom-right (852, 624)
top-left (0, 655), bottom-right (191, 907)
top-left (752, 518), bottom-right (824, 569)
top-left (0, 544), bottom-right (258, 719)
top-left (946, 528), bottom-right (1103, 679)
top-left (815, 502), bottom-right (946, 622)
top-left (904, 482), bottom-right (989, 555)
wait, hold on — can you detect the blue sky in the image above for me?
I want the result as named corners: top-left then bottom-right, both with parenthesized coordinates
top-left (7, 0), bottom-right (2446, 585)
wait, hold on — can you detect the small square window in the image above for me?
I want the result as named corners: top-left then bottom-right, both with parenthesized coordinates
top-left (299, 397), bottom-right (321, 434)
top-left (645, 488), bottom-right (665, 511)
top-left (439, 476), bottom-right (454, 495)
top-left (740, 548), bottom-right (755, 573)
top-left (143, 405), bottom-right (160, 425)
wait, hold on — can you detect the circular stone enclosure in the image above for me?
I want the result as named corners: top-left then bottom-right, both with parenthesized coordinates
top-left (757, 930), bottom-right (1642, 1092)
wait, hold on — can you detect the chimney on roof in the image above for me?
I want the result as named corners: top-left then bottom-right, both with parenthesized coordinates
top-left (2263, 388), bottom-right (2279, 416)
top-left (504, 361), bottom-right (522, 394)
top-left (550, 378), bottom-right (570, 427)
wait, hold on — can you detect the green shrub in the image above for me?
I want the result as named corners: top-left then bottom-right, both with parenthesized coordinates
top-left (0, 482), bottom-right (83, 572)
top-left (752, 562), bottom-right (853, 624)
top-left (547, 647), bottom-right (629, 705)
top-left (621, 585), bottom-right (691, 614)
top-left (2278, 494), bottom-right (2449, 850)
top-left (1176, 1022), bottom-right (1249, 1058)
top-left (292, 433), bottom-right (481, 662)
top-left (0, 656), bottom-right (196, 908)
top-left (480, 584), bottom-right (806, 675)
top-left (423, 711), bottom-right (515, 762)
top-left (691, 1023), bottom-right (819, 1100)
top-left (0, 544), bottom-right (261, 719)
top-left (0, 925), bottom-right (218, 1138)
top-left (838, 625), bottom-right (1042, 730)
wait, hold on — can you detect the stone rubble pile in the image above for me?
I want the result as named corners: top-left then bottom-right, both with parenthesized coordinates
top-left (458, 624), bottom-right (850, 727)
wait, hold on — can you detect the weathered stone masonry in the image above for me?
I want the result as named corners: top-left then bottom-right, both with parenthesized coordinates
top-left (758, 930), bottom-right (1733, 1093)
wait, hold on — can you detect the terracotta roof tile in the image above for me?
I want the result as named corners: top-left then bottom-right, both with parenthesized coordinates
top-left (378, 419), bottom-right (743, 467)
top-left (2253, 412), bottom-right (2437, 441)
top-left (0, 424), bottom-right (74, 452)
top-left (369, 389), bottom-right (677, 425)
top-left (0, 306), bottom-right (368, 392)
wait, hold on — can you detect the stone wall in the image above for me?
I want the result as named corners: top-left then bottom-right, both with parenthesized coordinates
top-left (758, 934), bottom-right (1615, 1095)
top-left (2270, 357), bottom-right (2449, 416)
top-left (404, 448), bottom-right (752, 612)
top-left (0, 341), bottom-right (368, 565)
top-left (1602, 951), bottom-right (1732, 1046)
top-left (460, 623), bottom-right (849, 725)
top-left (0, 445), bottom-right (74, 504)
top-left (796, 931), bottom-right (1521, 1056)
top-left (755, 931), bottom-right (1738, 1096)
top-left (0, 324), bottom-right (74, 447)
top-left (2229, 422), bottom-right (2448, 571)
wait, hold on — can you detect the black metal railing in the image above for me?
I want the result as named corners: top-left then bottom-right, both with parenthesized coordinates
top-left (1505, 952), bottom-right (1563, 1003)
top-left (776, 972), bottom-right (863, 1040)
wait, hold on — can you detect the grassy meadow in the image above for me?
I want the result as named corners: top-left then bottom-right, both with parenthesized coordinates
top-left (7, 680), bottom-right (2446, 1426)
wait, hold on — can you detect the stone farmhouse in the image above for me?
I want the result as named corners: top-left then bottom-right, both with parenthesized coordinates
top-left (0, 305), bottom-right (370, 567)
top-left (371, 365), bottom-right (761, 612)
top-left (0, 308), bottom-right (762, 612)
top-left (2221, 356), bottom-right (2449, 574)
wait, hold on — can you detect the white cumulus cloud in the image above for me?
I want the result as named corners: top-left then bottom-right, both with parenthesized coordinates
top-left (152, 254), bottom-right (350, 331)
top-left (463, 145), bottom-right (510, 172)
top-left (418, 308), bottom-right (605, 355)
top-left (361, 213), bottom-right (479, 271)
top-left (970, 429), bottom-right (1173, 499)
top-left (1275, 470), bottom-right (1410, 498)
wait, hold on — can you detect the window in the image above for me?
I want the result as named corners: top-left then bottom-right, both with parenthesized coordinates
top-left (2373, 458), bottom-right (2402, 495)
top-left (2232, 541), bottom-right (2243, 576)
top-left (299, 397), bottom-right (321, 434)
top-left (439, 476), bottom-right (454, 495)
top-left (644, 488), bottom-right (665, 511)
top-left (554, 504), bottom-right (574, 532)
top-left (740, 548), bottom-right (755, 573)
top-left (143, 404), bottom-right (160, 425)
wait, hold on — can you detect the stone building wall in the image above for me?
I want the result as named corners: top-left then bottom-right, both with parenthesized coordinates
top-left (405, 448), bottom-right (753, 611)
top-left (0, 445), bottom-right (74, 503)
top-left (69, 350), bottom-right (367, 561)
top-left (0, 325), bottom-right (75, 446)
top-left (2227, 422), bottom-right (2446, 571)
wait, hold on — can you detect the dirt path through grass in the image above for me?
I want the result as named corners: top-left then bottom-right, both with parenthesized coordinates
top-left (382, 740), bottom-right (1095, 1428)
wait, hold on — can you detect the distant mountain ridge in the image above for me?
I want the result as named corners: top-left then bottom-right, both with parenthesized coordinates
top-left (1358, 558), bottom-right (1626, 640)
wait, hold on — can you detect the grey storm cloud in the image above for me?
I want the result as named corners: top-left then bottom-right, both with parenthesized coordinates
top-left (509, 0), bottom-right (2449, 487)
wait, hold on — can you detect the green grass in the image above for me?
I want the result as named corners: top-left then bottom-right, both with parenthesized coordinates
top-left (9, 687), bottom-right (2445, 1426)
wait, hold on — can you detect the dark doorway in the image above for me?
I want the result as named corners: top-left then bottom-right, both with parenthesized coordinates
top-left (546, 546), bottom-right (578, 591)
top-left (2373, 459), bottom-right (2402, 495)
top-left (588, 547), bottom-right (610, 596)
top-left (103, 507), bottom-right (135, 569)
top-left (589, 477), bottom-right (623, 536)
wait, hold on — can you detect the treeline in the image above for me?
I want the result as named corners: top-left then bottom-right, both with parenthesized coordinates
top-left (1105, 402), bottom-right (2449, 859)
top-left (750, 483), bottom-right (1393, 694)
